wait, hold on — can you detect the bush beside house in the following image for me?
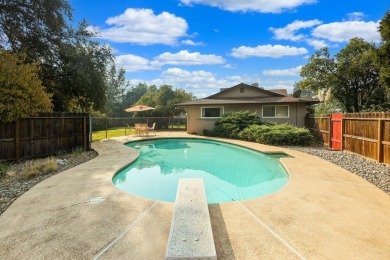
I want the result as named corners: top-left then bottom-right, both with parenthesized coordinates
top-left (203, 111), bottom-right (312, 146)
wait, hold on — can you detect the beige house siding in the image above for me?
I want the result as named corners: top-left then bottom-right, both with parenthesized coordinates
top-left (185, 103), bottom-right (308, 134)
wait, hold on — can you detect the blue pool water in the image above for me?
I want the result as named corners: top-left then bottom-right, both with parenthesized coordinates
top-left (112, 138), bottom-right (289, 203)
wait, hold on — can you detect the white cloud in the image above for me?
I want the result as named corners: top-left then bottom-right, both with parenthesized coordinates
top-left (180, 0), bottom-right (317, 13)
top-left (141, 68), bottom-right (260, 97)
top-left (270, 19), bottom-right (322, 41)
top-left (231, 44), bottom-right (308, 58)
top-left (181, 39), bottom-right (204, 46)
top-left (115, 54), bottom-right (157, 72)
top-left (127, 67), bottom-right (297, 97)
top-left (96, 8), bottom-right (188, 45)
top-left (116, 51), bottom-right (225, 72)
top-left (223, 64), bottom-right (235, 69)
top-left (263, 66), bottom-right (302, 76)
top-left (346, 12), bottom-right (365, 21)
top-left (152, 50), bottom-right (225, 66)
top-left (312, 21), bottom-right (381, 43)
top-left (305, 39), bottom-right (327, 49)
top-left (261, 79), bottom-right (297, 93)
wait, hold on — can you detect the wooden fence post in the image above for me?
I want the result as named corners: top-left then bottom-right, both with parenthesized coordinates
top-left (15, 119), bottom-right (20, 160)
top-left (377, 119), bottom-right (384, 163)
top-left (83, 116), bottom-right (87, 151)
top-left (105, 117), bottom-right (108, 139)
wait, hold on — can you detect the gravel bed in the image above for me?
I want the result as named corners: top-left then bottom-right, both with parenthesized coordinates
top-left (0, 150), bottom-right (97, 215)
top-left (284, 146), bottom-right (390, 195)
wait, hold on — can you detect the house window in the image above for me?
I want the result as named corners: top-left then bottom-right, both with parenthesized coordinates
top-left (240, 87), bottom-right (245, 93)
top-left (201, 107), bottom-right (223, 118)
top-left (262, 105), bottom-right (289, 118)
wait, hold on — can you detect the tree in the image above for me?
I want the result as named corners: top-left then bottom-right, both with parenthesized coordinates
top-left (103, 65), bottom-right (128, 116)
top-left (1, 3), bottom-right (115, 113)
top-left (298, 39), bottom-right (388, 112)
top-left (0, 0), bottom-right (72, 62)
top-left (298, 47), bottom-right (336, 94)
top-left (136, 85), bottom-right (194, 117)
top-left (334, 38), bottom-right (384, 112)
top-left (55, 21), bottom-right (113, 112)
top-left (0, 51), bottom-right (52, 122)
top-left (378, 10), bottom-right (390, 101)
top-left (118, 83), bottom-right (149, 117)
top-left (155, 85), bottom-right (176, 116)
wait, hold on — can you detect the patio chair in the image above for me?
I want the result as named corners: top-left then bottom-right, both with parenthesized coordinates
top-left (148, 123), bottom-right (156, 135)
top-left (134, 123), bottom-right (141, 136)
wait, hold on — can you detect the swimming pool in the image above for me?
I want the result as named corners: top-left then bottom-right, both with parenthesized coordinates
top-left (112, 138), bottom-right (289, 203)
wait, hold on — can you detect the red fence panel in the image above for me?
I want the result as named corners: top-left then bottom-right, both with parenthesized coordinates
top-left (331, 113), bottom-right (343, 150)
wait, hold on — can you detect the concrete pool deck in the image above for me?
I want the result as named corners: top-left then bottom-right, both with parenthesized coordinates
top-left (1, 132), bottom-right (390, 259)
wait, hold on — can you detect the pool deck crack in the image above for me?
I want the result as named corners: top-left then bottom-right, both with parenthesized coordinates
top-left (236, 200), bottom-right (306, 260)
top-left (92, 200), bottom-right (160, 260)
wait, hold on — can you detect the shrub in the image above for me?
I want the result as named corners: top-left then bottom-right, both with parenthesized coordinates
top-left (71, 146), bottom-right (84, 156)
top-left (239, 125), bottom-right (274, 141)
top-left (23, 158), bottom-right (59, 179)
top-left (240, 124), bottom-right (312, 146)
top-left (0, 160), bottom-right (9, 177)
top-left (204, 111), bottom-right (269, 138)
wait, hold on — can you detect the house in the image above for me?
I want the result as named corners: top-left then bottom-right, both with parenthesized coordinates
top-left (176, 83), bottom-right (319, 134)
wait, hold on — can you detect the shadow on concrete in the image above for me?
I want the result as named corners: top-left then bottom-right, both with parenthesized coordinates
top-left (209, 204), bottom-right (236, 260)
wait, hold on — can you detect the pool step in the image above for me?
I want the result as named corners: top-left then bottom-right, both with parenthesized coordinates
top-left (165, 178), bottom-right (217, 260)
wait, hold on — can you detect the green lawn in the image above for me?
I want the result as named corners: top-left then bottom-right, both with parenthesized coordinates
top-left (92, 127), bottom-right (135, 142)
top-left (92, 124), bottom-right (186, 142)
top-left (169, 124), bottom-right (186, 129)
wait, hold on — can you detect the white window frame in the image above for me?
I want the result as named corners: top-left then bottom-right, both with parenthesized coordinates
top-left (262, 105), bottom-right (289, 118)
top-left (200, 106), bottom-right (224, 119)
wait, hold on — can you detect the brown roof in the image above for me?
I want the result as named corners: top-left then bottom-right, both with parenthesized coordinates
top-left (176, 96), bottom-right (319, 106)
top-left (176, 82), bottom-right (320, 107)
top-left (206, 83), bottom-right (285, 99)
top-left (269, 89), bottom-right (288, 96)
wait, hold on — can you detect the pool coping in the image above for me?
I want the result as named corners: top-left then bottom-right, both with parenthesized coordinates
top-left (1, 132), bottom-right (390, 259)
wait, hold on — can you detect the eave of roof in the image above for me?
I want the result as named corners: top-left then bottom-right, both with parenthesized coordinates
top-left (176, 96), bottom-right (320, 106)
top-left (206, 82), bottom-right (285, 99)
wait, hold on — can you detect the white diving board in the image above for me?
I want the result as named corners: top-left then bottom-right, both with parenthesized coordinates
top-left (165, 178), bottom-right (217, 260)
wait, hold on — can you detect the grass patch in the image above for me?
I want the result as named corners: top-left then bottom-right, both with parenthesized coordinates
top-left (92, 127), bottom-right (135, 142)
top-left (23, 158), bottom-right (59, 179)
top-left (0, 160), bottom-right (9, 177)
top-left (71, 146), bottom-right (84, 156)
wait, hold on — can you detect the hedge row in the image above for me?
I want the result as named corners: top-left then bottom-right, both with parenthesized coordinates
top-left (203, 111), bottom-right (312, 146)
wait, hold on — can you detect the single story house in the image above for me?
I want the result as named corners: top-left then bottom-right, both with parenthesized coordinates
top-left (176, 83), bottom-right (319, 134)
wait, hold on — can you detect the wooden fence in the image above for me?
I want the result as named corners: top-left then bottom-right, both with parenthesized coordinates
top-left (305, 112), bottom-right (390, 165)
top-left (0, 113), bottom-right (90, 161)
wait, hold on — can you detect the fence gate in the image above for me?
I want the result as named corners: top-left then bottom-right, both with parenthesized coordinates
top-left (330, 113), bottom-right (343, 150)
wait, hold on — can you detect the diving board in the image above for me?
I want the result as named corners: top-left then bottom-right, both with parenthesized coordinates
top-left (165, 178), bottom-right (217, 260)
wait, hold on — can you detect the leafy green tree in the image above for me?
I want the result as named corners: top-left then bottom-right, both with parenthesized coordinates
top-left (0, 51), bottom-right (52, 122)
top-left (119, 83), bottom-right (149, 116)
top-left (378, 10), bottom-right (390, 101)
top-left (298, 47), bottom-right (336, 94)
top-left (155, 85), bottom-right (176, 116)
top-left (334, 38), bottom-right (385, 112)
top-left (55, 21), bottom-right (113, 112)
top-left (1, 3), bottom-right (115, 113)
top-left (135, 85), bottom-right (159, 116)
top-left (103, 65), bottom-right (128, 116)
top-left (0, 0), bottom-right (72, 61)
top-left (298, 39), bottom-right (388, 112)
top-left (136, 85), bottom-right (194, 117)
top-left (172, 88), bottom-right (196, 115)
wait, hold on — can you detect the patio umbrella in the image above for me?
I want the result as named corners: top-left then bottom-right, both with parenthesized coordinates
top-left (124, 104), bottom-right (154, 123)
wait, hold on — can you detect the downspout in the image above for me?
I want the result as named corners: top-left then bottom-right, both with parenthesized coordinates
top-left (296, 103), bottom-right (298, 126)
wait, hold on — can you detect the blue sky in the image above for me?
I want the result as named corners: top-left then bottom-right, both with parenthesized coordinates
top-left (70, 0), bottom-right (389, 98)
